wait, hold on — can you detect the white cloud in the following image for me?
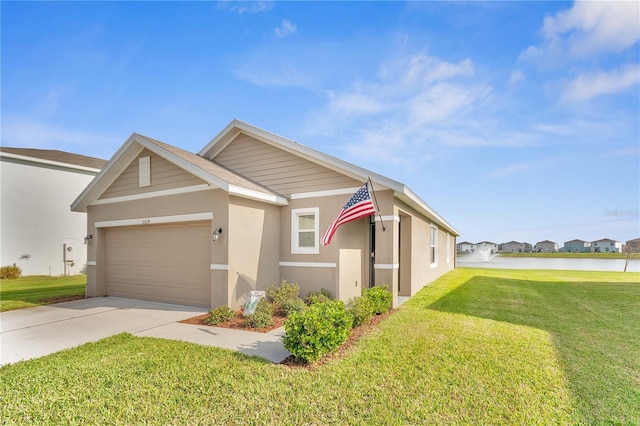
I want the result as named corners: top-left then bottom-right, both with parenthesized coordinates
top-left (329, 91), bottom-right (386, 116)
top-left (486, 162), bottom-right (535, 178)
top-left (274, 19), bottom-right (297, 39)
top-left (523, 1), bottom-right (640, 64)
top-left (561, 64), bottom-right (640, 102)
top-left (508, 70), bottom-right (525, 87)
top-left (217, 1), bottom-right (273, 15)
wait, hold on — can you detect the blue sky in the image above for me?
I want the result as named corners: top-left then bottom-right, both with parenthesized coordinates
top-left (2, 1), bottom-right (639, 245)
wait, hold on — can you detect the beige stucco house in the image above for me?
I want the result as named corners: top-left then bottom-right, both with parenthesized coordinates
top-left (72, 120), bottom-right (459, 309)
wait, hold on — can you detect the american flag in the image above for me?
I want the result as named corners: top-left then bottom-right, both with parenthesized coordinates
top-left (321, 183), bottom-right (377, 246)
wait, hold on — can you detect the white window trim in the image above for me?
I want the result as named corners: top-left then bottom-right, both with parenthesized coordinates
top-left (139, 156), bottom-right (151, 187)
top-left (291, 207), bottom-right (319, 254)
top-left (446, 232), bottom-right (451, 264)
top-left (430, 225), bottom-right (438, 268)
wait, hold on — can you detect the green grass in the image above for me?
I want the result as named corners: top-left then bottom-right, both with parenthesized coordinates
top-left (0, 275), bottom-right (86, 312)
top-left (1, 269), bottom-right (638, 424)
top-left (497, 252), bottom-right (637, 259)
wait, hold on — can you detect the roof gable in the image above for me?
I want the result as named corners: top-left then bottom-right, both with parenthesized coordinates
top-left (71, 133), bottom-right (287, 212)
top-left (200, 120), bottom-right (460, 236)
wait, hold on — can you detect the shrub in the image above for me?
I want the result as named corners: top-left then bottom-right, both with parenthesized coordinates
top-left (281, 297), bottom-right (307, 317)
top-left (304, 288), bottom-right (333, 305)
top-left (243, 298), bottom-right (273, 329)
top-left (365, 285), bottom-right (393, 314)
top-left (204, 305), bottom-right (236, 325)
top-left (283, 300), bottom-right (353, 363)
top-left (266, 280), bottom-right (300, 313)
top-left (0, 264), bottom-right (21, 279)
top-left (346, 295), bottom-right (374, 328)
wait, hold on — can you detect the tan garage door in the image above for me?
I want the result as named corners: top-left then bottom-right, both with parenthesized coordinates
top-left (105, 221), bottom-right (211, 308)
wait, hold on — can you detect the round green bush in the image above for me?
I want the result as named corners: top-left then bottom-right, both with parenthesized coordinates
top-left (281, 297), bottom-right (307, 317)
top-left (304, 288), bottom-right (333, 305)
top-left (283, 300), bottom-right (353, 363)
top-left (365, 285), bottom-right (392, 314)
top-left (243, 298), bottom-right (273, 329)
top-left (346, 295), bottom-right (374, 328)
top-left (266, 279), bottom-right (300, 311)
top-left (204, 305), bottom-right (236, 325)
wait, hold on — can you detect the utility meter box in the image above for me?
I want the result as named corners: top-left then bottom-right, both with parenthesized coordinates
top-left (63, 243), bottom-right (76, 262)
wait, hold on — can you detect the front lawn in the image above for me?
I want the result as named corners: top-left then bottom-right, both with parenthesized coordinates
top-left (1, 268), bottom-right (638, 424)
top-left (0, 275), bottom-right (86, 312)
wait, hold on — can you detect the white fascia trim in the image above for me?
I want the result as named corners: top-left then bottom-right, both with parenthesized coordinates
top-left (290, 187), bottom-right (362, 200)
top-left (210, 264), bottom-right (229, 270)
top-left (229, 184), bottom-right (288, 206)
top-left (375, 215), bottom-right (400, 223)
top-left (87, 261), bottom-right (97, 266)
top-left (279, 261), bottom-right (337, 268)
top-left (96, 212), bottom-right (213, 228)
top-left (374, 263), bottom-right (399, 270)
top-left (91, 184), bottom-right (214, 206)
top-left (0, 152), bottom-right (102, 174)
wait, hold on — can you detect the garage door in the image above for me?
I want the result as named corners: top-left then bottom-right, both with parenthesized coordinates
top-left (105, 221), bottom-right (211, 308)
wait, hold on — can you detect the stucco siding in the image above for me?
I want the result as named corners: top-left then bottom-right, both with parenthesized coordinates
top-left (227, 196), bottom-right (280, 308)
top-left (214, 134), bottom-right (361, 195)
top-left (99, 149), bottom-right (205, 200)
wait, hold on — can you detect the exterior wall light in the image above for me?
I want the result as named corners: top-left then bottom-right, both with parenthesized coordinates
top-left (212, 228), bottom-right (223, 241)
top-left (84, 234), bottom-right (93, 244)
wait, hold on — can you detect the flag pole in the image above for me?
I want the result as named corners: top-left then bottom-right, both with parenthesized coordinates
top-left (368, 177), bottom-right (385, 232)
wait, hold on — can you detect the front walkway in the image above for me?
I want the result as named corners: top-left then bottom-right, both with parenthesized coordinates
top-left (0, 297), bottom-right (290, 366)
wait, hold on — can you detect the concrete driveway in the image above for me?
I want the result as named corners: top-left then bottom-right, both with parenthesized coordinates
top-left (0, 297), bottom-right (290, 366)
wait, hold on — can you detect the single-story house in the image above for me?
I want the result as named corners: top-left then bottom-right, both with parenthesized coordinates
top-left (534, 240), bottom-right (558, 252)
top-left (72, 120), bottom-right (459, 309)
top-left (0, 147), bottom-right (106, 276)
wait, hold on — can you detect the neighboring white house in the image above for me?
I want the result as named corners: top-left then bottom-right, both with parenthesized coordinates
top-left (0, 148), bottom-right (106, 276)
top-left (534, 240), bottom-right (559, 252)
top-left (456, 241), bottom-right (474, 253)
top-left (476, 241), bottom-right (498, 254)
top-left (591, 238), bottom-right (623, 253)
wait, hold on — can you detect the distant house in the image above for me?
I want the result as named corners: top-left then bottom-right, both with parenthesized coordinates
top-left (562, 239), bottom-right (591, 253)
top-left (591, 238), bottom-right (622, 253)
top-left (0, 148), bottom-right (106, 276)
top-left (476, 241), bottom-right (498, 254)
top-left (534, 240), bottom-right (558, 253)
top-left (457, 241), bottom-right (474, 253)
top-left (498, 241), bottom-right (532, 253)
top-left (626, 238), bottom-right (640, 252)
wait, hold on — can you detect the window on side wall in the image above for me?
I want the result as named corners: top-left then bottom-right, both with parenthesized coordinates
top-left (291, 208), bottom-right (319, 254)
top-left (430, 225), bottom-right (438, 268)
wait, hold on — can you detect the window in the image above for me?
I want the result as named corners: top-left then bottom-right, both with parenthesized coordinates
top-left (430, 225), bottom-right (438, 268)
top-left (139, 156), bottom-right (151, 187)
top-left (291, 208), bottom-right (319, 254)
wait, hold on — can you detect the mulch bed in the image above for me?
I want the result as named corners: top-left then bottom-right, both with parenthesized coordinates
top-left (179, 309), bottom-right (287, 333)
top-left (180, 307), bottom-right (396, 369)
top-left (39, 295), bottom-right (85, 304)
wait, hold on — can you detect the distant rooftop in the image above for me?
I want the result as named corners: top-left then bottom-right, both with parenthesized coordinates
top-left (0, 147), bottom-right (106, 170)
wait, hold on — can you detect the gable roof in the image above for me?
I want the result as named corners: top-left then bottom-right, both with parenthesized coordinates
top-left (71, 133), bottom-right (287, 212)
top-left (536, 240), bottom-right (557, 244)
top-left (0, 147), bottom-right (106, 172)
top-left (200, 120), bottom-right (459, 236)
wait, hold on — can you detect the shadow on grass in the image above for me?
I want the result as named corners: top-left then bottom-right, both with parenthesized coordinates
top-left (426, 275), bottom-right (640, 424)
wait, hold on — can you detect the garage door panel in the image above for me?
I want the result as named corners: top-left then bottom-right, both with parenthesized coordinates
top-left (105, 222), bottom-right (211, 308)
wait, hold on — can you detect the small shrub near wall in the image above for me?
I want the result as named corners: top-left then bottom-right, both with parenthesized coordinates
top-left (281, 298), bottom-right (307, 317)
top-left (346, 296), bottom-right (374, 328)
top-left (266, 280), bottom-right (300, 313)
top-left (304, 288), bottom-right (333, 305)
top-left (365, 285), bottom-right (393, 314)
top-left (243, 298), bottom-right (273, 329)
top-left (283, 300), bottom-right (352, 363)
top-left (0, 264), bottom-right (21, 280)
top-left (204, 305), bottom-right (236, 325)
